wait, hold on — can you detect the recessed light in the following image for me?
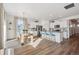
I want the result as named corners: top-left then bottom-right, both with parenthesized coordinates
top-left (49, 14), bottom-right (54, 17)
top-left (59, 16), bottom-right (62, 17)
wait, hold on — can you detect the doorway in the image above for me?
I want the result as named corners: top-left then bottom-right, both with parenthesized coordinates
top-left (69, 19), bottom-right (79, 37)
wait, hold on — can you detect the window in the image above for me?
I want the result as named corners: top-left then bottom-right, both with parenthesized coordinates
top-left (16, 18), bottom-right (24, 36)
top-left (77, 24), bottom-right (79, 27)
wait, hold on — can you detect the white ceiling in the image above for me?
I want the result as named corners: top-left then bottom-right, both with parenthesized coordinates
top-left (3, 3), bottom-right (79, 20)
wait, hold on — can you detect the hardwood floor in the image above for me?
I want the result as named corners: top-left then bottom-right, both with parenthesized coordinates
top-left (14, 34), bottom-right (79, 55)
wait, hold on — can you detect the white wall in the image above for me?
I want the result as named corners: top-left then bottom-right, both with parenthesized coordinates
top-left (6, 14), bottom-right (16, 40)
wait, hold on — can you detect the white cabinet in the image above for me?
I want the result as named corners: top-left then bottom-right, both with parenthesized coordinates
top-left (63, 31), bottom-right (68, 39)
top-left (51, 32), bottom-right (63, 43)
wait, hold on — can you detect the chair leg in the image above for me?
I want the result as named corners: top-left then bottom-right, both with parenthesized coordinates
top-left (21, 43), bottom-right (24, 46)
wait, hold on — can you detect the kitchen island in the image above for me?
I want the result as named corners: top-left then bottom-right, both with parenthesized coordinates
top-left (41, 31), bottom-right (63, 43)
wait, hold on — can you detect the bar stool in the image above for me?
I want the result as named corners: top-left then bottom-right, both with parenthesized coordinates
top-left (46, 32), bottom-right (50, 40)
top-left (50, 32), bottom-right (55, 42)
